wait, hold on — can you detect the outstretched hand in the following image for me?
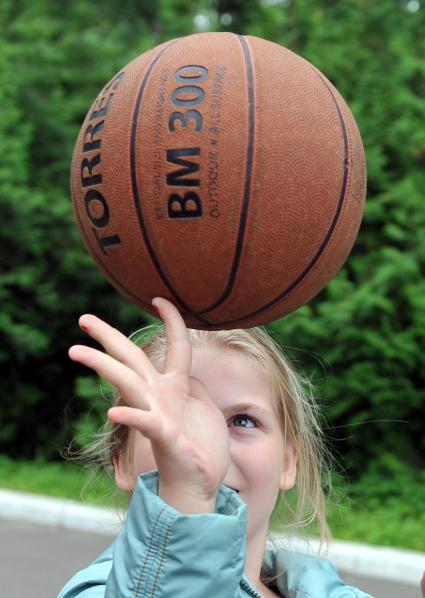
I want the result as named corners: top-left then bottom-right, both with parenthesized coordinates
top-left (69, 297), bottom-right (230, 511)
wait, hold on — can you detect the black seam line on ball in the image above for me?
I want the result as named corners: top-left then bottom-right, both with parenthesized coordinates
top-left (130, 40), bottom-right (211, 326)
top-left (196, 34), bottom-right (255, 316)
top-left (203, 66), bottom-right (351, 328)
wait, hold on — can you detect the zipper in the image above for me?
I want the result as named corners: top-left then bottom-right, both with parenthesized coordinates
top-left (240, 577), bottom-right (263, 597)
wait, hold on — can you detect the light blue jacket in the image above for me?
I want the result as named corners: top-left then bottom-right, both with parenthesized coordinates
top-left (58, 470), bottom-right (373, 597)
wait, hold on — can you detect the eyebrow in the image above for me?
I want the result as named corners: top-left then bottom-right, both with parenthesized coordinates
top-left (222, 402), bottom-right (275, 422)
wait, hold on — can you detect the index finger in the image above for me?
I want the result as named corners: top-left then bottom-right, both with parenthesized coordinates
top-left (152, 297), bottom-right (192, 374)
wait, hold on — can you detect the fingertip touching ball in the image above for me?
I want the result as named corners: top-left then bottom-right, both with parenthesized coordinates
top-left (71, 32), bottom-right (366, 330)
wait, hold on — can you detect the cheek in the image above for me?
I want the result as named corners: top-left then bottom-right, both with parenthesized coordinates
top-left (255, 442), bottom-right (285, 487)
top-left (235, 438), bottom-right (284, 483)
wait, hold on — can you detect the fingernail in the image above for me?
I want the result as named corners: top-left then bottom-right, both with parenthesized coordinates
top-left (152, 297), bottom-right (161, 311)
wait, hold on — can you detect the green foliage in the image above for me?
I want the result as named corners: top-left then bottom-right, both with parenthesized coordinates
top-left (326, 455), bottom-right (425, 550)
top-left (0, 453), bottom-right (422, 550)
top-left (0, 453), bottom-right (119, 506)
top-left (0, 0), bottom-right (206, 458)
top-left (0, 0), bottom-right (423, 520)
top-left (245, 0), bottom-right (425, 478)
top-left (71, 376), bottom-right (110, 449)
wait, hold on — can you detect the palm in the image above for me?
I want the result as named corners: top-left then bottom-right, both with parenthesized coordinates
top-left (148, 370), bottom-right (230, 498)
top-left (68, 297), bottom-right (230, 501)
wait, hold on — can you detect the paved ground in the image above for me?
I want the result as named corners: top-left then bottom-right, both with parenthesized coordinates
top-left (0, 519), bottom-right (421, 598)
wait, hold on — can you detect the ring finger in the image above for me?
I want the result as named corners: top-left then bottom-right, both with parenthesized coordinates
top-left (78, 314), bottom-right (157, 383)
top-left (68, 344), bottom-right (151, 411)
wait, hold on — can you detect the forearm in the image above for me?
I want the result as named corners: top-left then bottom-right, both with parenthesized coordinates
top-left (105, 470), bottom-right (247, 598)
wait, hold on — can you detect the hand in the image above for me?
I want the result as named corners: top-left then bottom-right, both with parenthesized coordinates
top-left (68, 297), bottom-right (230, 510)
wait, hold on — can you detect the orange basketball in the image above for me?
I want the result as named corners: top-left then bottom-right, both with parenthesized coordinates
top-left (71, 32), bottom-right (366, 330)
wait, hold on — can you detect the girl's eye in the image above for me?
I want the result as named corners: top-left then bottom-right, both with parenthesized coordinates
top-left (230, 414), bottom-right (258, 429)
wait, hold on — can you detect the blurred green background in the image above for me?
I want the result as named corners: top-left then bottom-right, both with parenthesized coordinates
top-left (0, 0), bottom-right (424, 549)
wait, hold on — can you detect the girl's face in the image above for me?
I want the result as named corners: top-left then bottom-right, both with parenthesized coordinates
top-left (114, 345), bottom-right (297, 543)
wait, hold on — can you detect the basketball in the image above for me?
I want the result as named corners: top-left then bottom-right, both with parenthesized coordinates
top-left (71, 32), bottom-right (366, 330)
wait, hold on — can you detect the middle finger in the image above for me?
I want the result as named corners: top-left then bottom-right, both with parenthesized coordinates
top-left (152, 297), bottom-right (192, 375)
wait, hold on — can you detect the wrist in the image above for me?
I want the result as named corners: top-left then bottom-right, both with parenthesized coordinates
top-left (158, 480), bottom-right (216, 514)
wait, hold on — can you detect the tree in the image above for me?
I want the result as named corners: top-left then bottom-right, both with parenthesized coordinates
top-left (0, 0), bottom-right (207, 458)
top-left (1, 0), bottom-right (423, 485)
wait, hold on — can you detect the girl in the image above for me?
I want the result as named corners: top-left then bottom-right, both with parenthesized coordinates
top-left (59, 297), bottom-right (373, 597)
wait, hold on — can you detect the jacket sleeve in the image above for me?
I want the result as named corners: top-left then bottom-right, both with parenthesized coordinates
top-left (266, 548), bottom-right (375, 598)
top-left (105, 470), bottom-right (248, 597)
top-left (57, 547), bottom-right (114, 598)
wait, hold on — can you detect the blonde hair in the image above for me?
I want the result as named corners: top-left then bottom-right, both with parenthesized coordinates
top-left (75, 322), bottom-right (333, 581)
